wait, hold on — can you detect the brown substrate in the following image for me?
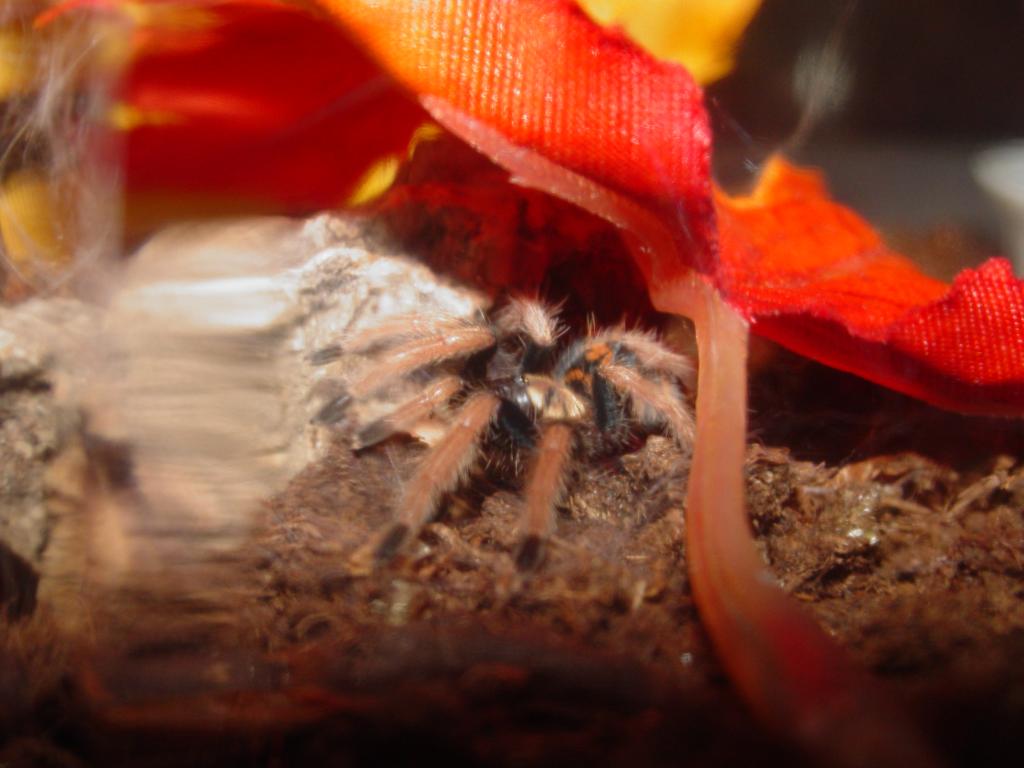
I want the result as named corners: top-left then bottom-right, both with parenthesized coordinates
top-left (3, 343), bottom-right (1024, 767)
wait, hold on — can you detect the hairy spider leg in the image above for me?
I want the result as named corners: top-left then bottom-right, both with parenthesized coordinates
top-left (514, 421), bottom-right (575, 571)
top-left (492, 297), bottom-right (563, 348)
top-left (601, 363), bottom-right (694, 445)
top-left (591, 328), bottom-right (694, 386)
top-left (345, 313), bottom-right (488, 353)
top-left (557, 334), bottom-right (693, 439)
top-left (556, 338), bottom-right (629, 433)
top-left (356, 374), bottom-right (463, 449)
top-left (348, 323), bottom-right (496, 399)
top-left (314, 318), bottom-right (494, 424)
top-left (350, 391), bottom-right (501, 572)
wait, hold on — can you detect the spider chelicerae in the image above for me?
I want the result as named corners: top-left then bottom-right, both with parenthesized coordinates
top-left (318, 298), bottom-right (695, 571)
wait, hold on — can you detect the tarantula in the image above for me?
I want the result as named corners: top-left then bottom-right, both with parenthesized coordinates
top-left (318, 299), bottom-right (695, 571)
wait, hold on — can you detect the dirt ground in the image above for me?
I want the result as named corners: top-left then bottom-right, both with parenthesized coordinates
top-left (2, 173), bottom-right (1023, 766)
top-left (3, 331), bottom-right (1024, 767)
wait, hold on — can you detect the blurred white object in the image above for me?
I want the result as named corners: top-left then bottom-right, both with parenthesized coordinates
top-left (0, 212), bottom-right (486, 623)
top-left (85, 214), bottom-right (484, 579)
top-left (973, 141), bottom-right (1024, 273)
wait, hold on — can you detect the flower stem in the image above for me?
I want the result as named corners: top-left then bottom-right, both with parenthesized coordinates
top-left (424, 95), bottom-right (938, 766)
top-left (658, 275), bottom-right (940, 768)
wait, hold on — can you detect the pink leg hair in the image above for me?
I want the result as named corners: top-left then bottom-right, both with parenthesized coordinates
top-left (348, 325), bottom-right (495, 399)
top-left (593, 328), bottom-right (694, 386)
top-left (515, 421), bottom-right (575, 570)
top-left (356, 374), bottom-right (463, 449)
top-left (351, 391), bottom-right (500, 572)
top-left (345, 314), bottom-right (486, 352)
top-left (601, 363), bottom-right (694, 445)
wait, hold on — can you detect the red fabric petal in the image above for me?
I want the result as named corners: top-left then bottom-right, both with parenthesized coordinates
top-left (117, 0), bottom-right (425, 209)
top-left (64, 0), bottom-right (1024, 414)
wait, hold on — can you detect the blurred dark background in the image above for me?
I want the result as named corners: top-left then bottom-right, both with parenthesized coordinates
top-left (715, 0), bottom-right (1023, 141)
top-left (707, 0), bottom-right (1024, 270)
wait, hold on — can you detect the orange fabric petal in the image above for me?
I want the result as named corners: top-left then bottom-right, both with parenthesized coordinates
top-left (717, 158), bottom-right (1024, 414)
top-left (715, 158), bottom-right (948, 336)
top-left (316, 0), bottom-right (715, 268)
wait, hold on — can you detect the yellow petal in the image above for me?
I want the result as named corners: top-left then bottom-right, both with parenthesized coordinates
top-left (0, 169), bottom-right (73, 279)
top-left (346, 122), bottom-right (443, 206)
top-left (346, 154), bottom-right (402, 207)
top-left (0, 27), bottom-right (37, 99)
top-left (578, 0), bottom-right (762, 84)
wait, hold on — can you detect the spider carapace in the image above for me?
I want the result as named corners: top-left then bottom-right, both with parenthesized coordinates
top-left (318, 298), bottom-right (695, 572)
